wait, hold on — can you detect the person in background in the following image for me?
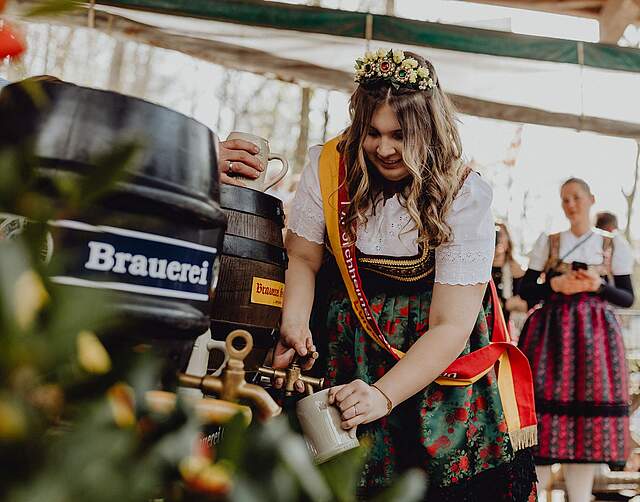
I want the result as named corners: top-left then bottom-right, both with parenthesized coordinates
top-left (595, 211), bottom-right (640, 475)
top-left (595, 211), bottom-right (618, 233)
top-left (517, 178), bottom-right (634, 502)
top-left (491, 222), bottom-right (527, 332)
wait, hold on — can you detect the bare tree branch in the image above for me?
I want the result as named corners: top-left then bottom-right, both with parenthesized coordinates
top-left (294, 86), bottom-right (313, 174)
top-left (623, 140), bottom-right (640, 242)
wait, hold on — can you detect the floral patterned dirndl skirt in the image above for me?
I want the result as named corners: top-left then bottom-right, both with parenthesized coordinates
top-left (315, 284), bottom-right (537, 501)
top-left (517, 292), bottom-right (630, 467)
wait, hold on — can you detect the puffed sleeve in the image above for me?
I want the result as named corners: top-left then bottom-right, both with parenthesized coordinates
top-left (287, 145), bottom-right (326, 244)
top-left (435, 173), bottom-right (495, 285)
top-left (612, 233), bottom-right (635, 276)
top-left (527, 232), bottom-right (550, 272)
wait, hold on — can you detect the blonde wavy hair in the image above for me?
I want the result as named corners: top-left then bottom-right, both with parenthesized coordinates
top-left (338, 52), bottom-right (463, 249)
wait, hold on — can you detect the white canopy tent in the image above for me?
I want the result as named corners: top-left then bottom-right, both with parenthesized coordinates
top-left (6, 0), bottom-right (640, 138)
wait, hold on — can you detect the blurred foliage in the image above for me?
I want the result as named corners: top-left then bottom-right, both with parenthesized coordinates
top-left (0, 74), bottom-right (204, 502)
top-left (0, 14), bottom-right (427, 499)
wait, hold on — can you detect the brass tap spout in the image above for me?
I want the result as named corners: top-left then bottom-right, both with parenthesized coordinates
top-left (178, 372), bottom-right (224, 396)
top-left (258, 355), bottom-right (324, 396)
top-left (238, 383), bottom-right (281, 421)
top-left (178, 330), bottom-right (282, 421)
top-left (146, 390), bottom-right (252, 426)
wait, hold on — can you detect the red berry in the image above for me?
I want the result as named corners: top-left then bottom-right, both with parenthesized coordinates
top-left (0, 22), bottom-right (25, 59)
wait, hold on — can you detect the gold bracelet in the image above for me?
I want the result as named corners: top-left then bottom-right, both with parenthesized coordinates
top-left (371, 383), bottom-right (393, 416)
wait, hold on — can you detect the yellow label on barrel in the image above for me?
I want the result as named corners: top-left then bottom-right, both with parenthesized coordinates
top-left (250, 277), bottom-right (284, 308)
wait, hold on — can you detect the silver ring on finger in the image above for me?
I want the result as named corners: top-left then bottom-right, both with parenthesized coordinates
top-left (227, 160), bottom-right (234, 173)
top-left (353, 404), bottom-right (358, 416)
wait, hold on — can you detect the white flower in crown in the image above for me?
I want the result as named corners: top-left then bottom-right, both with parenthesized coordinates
top-left (401, 58), bottom-right (419, 69)
top-left (392, 49), bottom-right (404, 64)
top-left (416, 66), bottom-right (430, 79)
top-left (376, 48), bottom-right (387, 58)
top-left (408, 70), bottom-right (418, 84)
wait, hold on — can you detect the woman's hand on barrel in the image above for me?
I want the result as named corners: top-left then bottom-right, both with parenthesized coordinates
top-left (218, 138), bottom-right (264, 185)
top-left (328, 380), bottom-right (389, 430)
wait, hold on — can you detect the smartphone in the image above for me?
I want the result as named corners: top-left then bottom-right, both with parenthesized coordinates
top-left (571, 261), bottom-right (588, 271)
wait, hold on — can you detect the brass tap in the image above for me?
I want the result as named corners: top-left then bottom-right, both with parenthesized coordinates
top-left (178, 330), bottom-right (282, 421)
top-left (146, 390), bottom-right (252, 426)
top-left (257, 354), bottom-right (324, 396)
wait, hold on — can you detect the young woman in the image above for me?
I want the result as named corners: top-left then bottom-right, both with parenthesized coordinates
top-left (518, 178), bottom-right (634, 502)
top-left (492, 223), bottom-right (527, 324)
top-left (275, 48), bottom-right (537, 500)
top-left (492, 222), bottom-right (529, 340)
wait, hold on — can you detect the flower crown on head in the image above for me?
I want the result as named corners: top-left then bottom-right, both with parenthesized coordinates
top-left (354, 48), bottom-right (435, 91)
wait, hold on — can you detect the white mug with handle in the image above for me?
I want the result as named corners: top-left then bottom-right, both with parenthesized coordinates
top-left (177, 330), bottom-right (230, 399)
top-left (296, 388), bottom-right (360, 463)
top-left (226, 131), bottom-right (288, 192)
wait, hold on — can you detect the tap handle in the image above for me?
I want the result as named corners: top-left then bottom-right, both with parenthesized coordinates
top-left (290, 350), bottom-right (319, 367)
top-left (226, 329), bottom-right (253, 362)
top-left (300, 375), bottom-right (325, 394)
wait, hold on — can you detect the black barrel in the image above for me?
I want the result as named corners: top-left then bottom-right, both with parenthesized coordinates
top-left (0, 81), bottom-right (226, 370)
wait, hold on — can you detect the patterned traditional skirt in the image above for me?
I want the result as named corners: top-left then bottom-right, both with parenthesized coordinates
top-left (517, 292), bottom-right (630, 466)
top-left (315, 284), bottom-right (537, 501)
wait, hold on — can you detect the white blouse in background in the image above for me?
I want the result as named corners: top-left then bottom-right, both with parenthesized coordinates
top-left (528, 229), bottom-right (635, 275)
top-left (287, 145), bottom-right (496, 286)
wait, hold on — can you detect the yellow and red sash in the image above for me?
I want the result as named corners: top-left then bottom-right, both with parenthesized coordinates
top-left (318, 137), bottom-right (537, 451)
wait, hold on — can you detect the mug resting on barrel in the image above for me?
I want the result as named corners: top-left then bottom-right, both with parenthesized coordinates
top-left (225, 132), bottom-right (288, 192)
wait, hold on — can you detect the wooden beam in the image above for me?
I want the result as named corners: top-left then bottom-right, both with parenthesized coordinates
top-left (528, 0), bottom-right (602, 11)
top-left (599, 0), bottom-right (640, 43)
top-left (9, 8), bottom-right (640, 139)
top-left (456, 0), bottom-right (603, 19)
top-left (451, 95), bottom-right (640, 139)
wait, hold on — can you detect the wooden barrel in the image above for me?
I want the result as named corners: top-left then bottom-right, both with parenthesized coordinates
top-left (210, 184), bottom-right (287, 341)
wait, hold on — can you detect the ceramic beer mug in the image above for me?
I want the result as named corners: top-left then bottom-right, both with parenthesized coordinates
top-left (226, 131), bottom-right (288, 192)
top-left (296, 388), bottom-right (360, 464)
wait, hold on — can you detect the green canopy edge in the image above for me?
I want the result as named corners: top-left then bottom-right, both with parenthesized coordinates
top-left (94, 0), bottom-right (640, 73)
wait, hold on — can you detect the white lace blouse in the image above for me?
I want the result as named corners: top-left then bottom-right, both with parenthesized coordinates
top-left (287, 145), bottom-right (495, 285)
top-left (528, 229), bottom-right (635, 275)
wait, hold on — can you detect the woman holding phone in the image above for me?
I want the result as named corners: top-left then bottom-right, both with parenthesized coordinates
top-left (518, 177), bottom-right (635, 501)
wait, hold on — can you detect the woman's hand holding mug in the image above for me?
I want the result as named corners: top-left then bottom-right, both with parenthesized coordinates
top-left (223, 132), bottom-right (288, 191)
top-left (218, 138), bottom-right (264, 186)
top-left (328, 379), bottom-right (391, 431)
